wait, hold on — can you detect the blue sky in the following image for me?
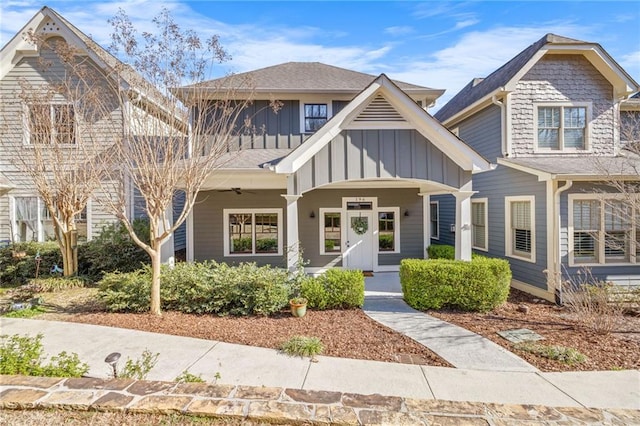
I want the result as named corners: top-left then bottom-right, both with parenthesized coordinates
top-left (1, 1), bottom-right (639, 110)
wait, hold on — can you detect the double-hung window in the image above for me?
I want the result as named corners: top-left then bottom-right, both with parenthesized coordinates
top-left (536, 105), bottom-right (588, 151)
top-left (378, 208), bottom-right (400, 253)
top-left (304, 104), bottom-right (327, 133)
top-left (505, 196), bottom-right (535, 262)
top-left (28, 103), bottom-right (76, 145)
top-left (570, 195), bottom-right (638, 265)
top-left (224, 209), bottom-right (282, 256)
top-left (472, 198), bottom-right (488, 251)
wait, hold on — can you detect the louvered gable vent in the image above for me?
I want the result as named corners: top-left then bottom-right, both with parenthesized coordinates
top-left (353, 95), bottom-right (406, 123)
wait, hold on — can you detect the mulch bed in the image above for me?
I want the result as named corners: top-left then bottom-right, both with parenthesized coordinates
top-left (429, 289), bottom-right (640, 372)
top-left (63, 309), bottom-right (451, 367)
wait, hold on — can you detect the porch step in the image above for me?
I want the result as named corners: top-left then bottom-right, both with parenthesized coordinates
top-left (364, 292), bottom-right (538, 373)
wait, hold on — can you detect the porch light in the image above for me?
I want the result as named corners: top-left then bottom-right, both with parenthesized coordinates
top-left (309, 211), bottom-right (315, 219)
top-left (104, 352), bottom-right (121, 378)
top-left (404, 210), bottom-right (409, 217)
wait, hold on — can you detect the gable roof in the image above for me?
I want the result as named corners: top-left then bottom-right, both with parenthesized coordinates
top-left (275, 74), bottom-right (490, 175)
top-left (176, 62), bottom-right (444, 102)
top-left (435, 33), bottom-right (639, 124)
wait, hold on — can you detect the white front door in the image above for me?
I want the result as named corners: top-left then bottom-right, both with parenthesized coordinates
top-left (345, 211), bottom-right (374, 271)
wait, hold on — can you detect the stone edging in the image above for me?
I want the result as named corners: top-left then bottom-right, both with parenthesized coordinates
top-left (1, 375), bottom-right (638, 425)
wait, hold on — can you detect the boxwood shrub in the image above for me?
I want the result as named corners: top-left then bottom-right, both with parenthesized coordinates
top-left (98, 261), bottom-right (291, 315)
top-left (400, 257), bottom-right (511, 312)
top-left (427, 244), bottom-right (485, 260)
top-left (301, 269), bottom-right (365, 309)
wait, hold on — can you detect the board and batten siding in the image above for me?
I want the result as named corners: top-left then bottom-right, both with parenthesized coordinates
top-left (0, 36), bottom-right (123, 241)
top-left (559, 181), bottom-right (639, 286)
top-left (457, 104), bottom-right (502, 162)
top-left (294, 129), bottom-right (470, 195)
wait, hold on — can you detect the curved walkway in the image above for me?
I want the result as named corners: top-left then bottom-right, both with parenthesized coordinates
top-left (363, 273), bottom-right (537, 372)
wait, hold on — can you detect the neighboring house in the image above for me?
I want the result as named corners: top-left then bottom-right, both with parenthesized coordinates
top-left (175, 62), bottom-right (491, 272)
top-left (0, 7), bottom-right (185, 254)
top-left (434, 34), bottom-right (640, 301)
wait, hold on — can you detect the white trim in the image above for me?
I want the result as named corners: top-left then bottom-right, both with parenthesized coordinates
top-left (505, 195), bottom-right (536, 263)
top-left (186, 210), bottom-right (194, 262)
top-left (533, 102), bottom-right (592, 153)
top-left (222, 208), bottom-right (283, 257)
top-left (319, 207), bottom-right (342, 255)
top-left (342, 196), bottom-right (378, 271)
top-left (23, 101), bottom-right (78, 147)
top-left (471, 198), bottom-right (488, 251)
top-left (300, 100), bottom-right (332, 134)
top-left (430, 201), bottom-right (440, 240)
top-left (377, 206), bottom-right (400, 254)
top-left (85, 198), bottom-right (93, 242)
top-left (510, 279), bottom-right (555, 302)
top-left (567, 193), bottom-right (638, 266)
top-left (421, 194), bottom-right (431, 258)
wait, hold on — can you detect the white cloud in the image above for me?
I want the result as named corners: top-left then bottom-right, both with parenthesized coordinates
top-left (384, 26), bottom-right (414, 37)
top-left (619, 50), bottom-right (640, 82)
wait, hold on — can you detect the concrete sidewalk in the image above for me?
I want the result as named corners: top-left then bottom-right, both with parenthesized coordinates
top-left (1, 318), bottom-right (638, 410)
top-left (363, 273), bottom-right (537, 372)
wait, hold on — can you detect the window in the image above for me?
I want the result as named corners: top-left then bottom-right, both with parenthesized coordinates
top-left (28, 103), bottom-right (76, 144)
top-left (570, 196), bottom-right (638, 265)
top-left (320, 209), bottom-right (341, 254)
top-left (505, 196), bottom-right (535, 262)
top-left (378, 208), bottom-right (400, 253)
top-left (472, 199), bottom-right (488, 251)
top-left (536, 105), bottom-right (587, 150)
top-left (224, 209), bottom-right (282, 256)
top-left (12, 197), bottom-right (87, 242)
top-left (430, 202), bottom-right (439, 239)
top-left (304, 104), bottom-right (327, 132)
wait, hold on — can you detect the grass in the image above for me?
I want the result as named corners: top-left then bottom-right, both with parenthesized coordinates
top-left (279, 335), bottom-right (323, 358)
top-left (515, 342), bottom-right (586, 365)
top-left (2, 305), bottom-right (47, 318)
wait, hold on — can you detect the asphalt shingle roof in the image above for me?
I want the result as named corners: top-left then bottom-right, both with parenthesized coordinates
top-left (214, 148), bottom-right (292, 169)
top-left (501, 152), bottom-right (640, 177)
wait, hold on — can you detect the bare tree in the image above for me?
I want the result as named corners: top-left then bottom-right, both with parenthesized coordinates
top-left (101, 8), bottom-right (259, 315)
top-left (12, 35), bottom-right (116, 276)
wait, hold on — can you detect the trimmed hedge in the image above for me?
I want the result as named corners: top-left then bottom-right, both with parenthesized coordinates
top-left (98, 262), bottom-right (291, 316)
top-left (400, 258), bottom-right (511, 312)
top-left (301, 269), bottom-right (365, 309)
top-left (427, 244), bottom-right (484, 260)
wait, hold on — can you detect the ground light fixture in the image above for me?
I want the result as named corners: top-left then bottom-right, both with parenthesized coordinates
top-left (104, 352), bottom-right (121, 378)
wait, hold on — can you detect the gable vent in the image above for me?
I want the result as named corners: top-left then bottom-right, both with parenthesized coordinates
top-left (39, 18), bottom-right (62, 34)
top-left (354, 95), bottom-right (406, 123)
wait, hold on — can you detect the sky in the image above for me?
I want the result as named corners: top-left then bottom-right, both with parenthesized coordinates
top-left (1, 1), bottom-right (639, 110)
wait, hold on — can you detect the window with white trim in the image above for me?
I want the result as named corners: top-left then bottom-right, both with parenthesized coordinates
top-left (472, 199), bottom-right (488, 251)
top-left (378, 208), bottom-right (400, 253)
top-left (13, 196), bottom-right (87, 242)
top-left (505, 196), bottom-right (535, 262)
top-left (430, 202), bottom-right (439, 240)
top-left (224, 209), bottom-right (282, 256)
top-left (27, 103), bottom-right (76, 144)
top-left (320, 209), bottom-right (341, 255)
top-left (304, 104), bottom-right (327, 132)
top-left (570, 196), bottom-right (638, 265)
top-left (536, 105), bottom-right (588, 151)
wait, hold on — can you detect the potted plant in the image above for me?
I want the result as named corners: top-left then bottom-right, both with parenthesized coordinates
top-left (289, 297), bottom-right (308, 318)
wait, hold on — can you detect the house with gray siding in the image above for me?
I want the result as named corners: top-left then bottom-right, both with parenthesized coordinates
top-left (0, 7), bottom-right (185, 254)
top-left (175, 63), bottom-right (491, 273)
top-left (435, 34), bottom-right (640, 301)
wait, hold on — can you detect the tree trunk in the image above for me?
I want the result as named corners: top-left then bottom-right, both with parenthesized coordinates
top-left (150, 248), bottom-right (162, 315)
top-left (61, 230), bottom-right (78, 277)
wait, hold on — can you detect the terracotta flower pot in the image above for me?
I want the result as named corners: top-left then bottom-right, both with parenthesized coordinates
top-left (290, 298), bottom-right (307, 318)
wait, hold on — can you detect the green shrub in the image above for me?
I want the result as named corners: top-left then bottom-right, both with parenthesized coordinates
top-left (230, 237), bottom-right (252, 253)
top-left (78, 219), bottom-right (150, 281)
top-left (27, 276), bottom-right (86, 292)
top-left (0, 333), bottom-right (89, 377)
top-left (175, 370), bottom-right (205, 383)
top-left (119, 349), bottom-right (159, 380)
top-left (256, 238), bottom-right (278, 252)
top-left (280, 336), bottom-right (323, 358)
top-left (0, 242), bottom-right (62, 286)
top-left (98, 261), bottom-right (291, 316)
top-left (378, 234), bottom-right (394, 250)
top-left (401, 257), bottom-right (511, 312)
top-left (301, 269), bottom-right (365, 309)
top-left (427, 244), bottom-right (485, 260)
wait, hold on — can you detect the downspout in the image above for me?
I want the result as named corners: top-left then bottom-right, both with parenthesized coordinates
top-left (491, 95), bottom-right (508, 157)
top-left (553, 179), bottom-right (572, 305)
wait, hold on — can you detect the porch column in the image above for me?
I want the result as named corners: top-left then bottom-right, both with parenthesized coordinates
top-left (282, 194), bottom-right (302, 272)
top-left (419, 193), bottom-right (431, 259)
top-left (454, 191), bottom-right (474, 261)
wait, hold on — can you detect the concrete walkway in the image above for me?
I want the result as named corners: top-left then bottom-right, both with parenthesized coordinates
top-left (1, 318), bottom-right (638, 410)
top-left (363, 273), bottom-right (538, 372)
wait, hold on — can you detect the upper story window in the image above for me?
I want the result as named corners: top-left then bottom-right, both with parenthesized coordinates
top-left (536, 104), bottom-right (588, 151)
top-left (28, 103), bottom-right (76, 145)
top-left (304, 104), bottom-right (327, 133)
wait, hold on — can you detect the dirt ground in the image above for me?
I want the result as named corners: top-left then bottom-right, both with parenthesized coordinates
top-left (3, 286), bottom-right (638, 372)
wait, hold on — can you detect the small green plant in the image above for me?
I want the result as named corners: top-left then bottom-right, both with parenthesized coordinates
top-left (27, 276), bottom-right (86, 292)
top-left (280, 336), bottom-right (323, 358)
top-left (3, 305), bottom-right (46, 318)
top-left (515, 342), bottom-right (586, 365)
top-left (119, 349), bottom-right (159, 380)
top-left (0, 333), bottom-right (89, 377)
top-left (175, 370), bottom-right (205, 383)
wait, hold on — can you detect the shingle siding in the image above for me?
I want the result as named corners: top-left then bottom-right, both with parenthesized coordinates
top-left (511, 55), bottom-right (615, 156)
